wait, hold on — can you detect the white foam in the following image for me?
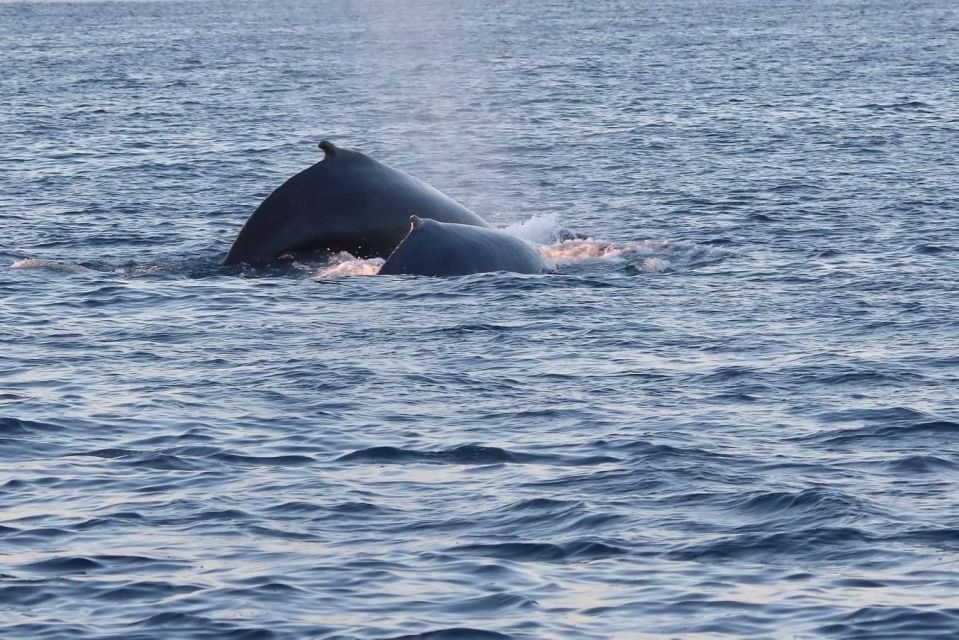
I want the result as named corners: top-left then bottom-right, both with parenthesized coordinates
top-left (11, 258), bottom-right (91, 273)
top-left (313, 252), bottom-right (384, 278)
top-left (632, 257), bottom-right (671, 273)
top-left (538, 238), bottom-right (672, 265)
top-left (113, 264), bottom-right (164, 276)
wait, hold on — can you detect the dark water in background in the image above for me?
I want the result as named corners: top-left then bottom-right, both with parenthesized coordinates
top-left (2, 0), bottom-right (959, 637)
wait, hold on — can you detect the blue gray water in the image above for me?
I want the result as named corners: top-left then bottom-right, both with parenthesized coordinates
top-left (2, 0), bottom-right (959, 637)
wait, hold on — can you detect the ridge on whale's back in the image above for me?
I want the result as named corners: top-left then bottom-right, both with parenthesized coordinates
top-left (224, 141), bottom-right (490, 266)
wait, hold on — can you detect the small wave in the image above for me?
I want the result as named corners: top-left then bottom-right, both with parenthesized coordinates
top-left (817, 605), bottom-right (959, 637)
top-left (336, 444), bottom-right (618, 466)
top-left (806, 420), bottom-right (959, 446)
top-left (428, 323), bottom-right (513, 335)
top-left (247, 524), bottom-right (315, 540)
top-left (858, 100), bottom-right (934, 112)
top-left (337, 444), bottom-right (527, 465)
top-left (895, 528), bottom-right (959, 551)
top-left (68, 447), bottom-right (134, 459)
top-left (21, 557), bottom-right (104, 575)
top-left (731, 487), bottom-right (873, 523)
top-left (881, 455), bottom-right (959, 474)
top-left (10, 258), bottom-right (91, 273)
top-left (0, 584), bottom-right (53, 607)
top-left (75, 512), bottom-right (148, 532)
top-left (313, 252), bottom-right (384, 278)
top-left (669, 527), bottom-right (875, 562)
top-left (0, 418), bottom-right (63, 436)
top-left (68, 449), bottom-right (206, 471)
top-left (509, 497), bottom-right (579, 511)
top-left (69, 446), bottom-right (313, 468)
top-left (210, 452), bottom-right (315, 466)
top-left (913, 243), bottom-right (955, 255)
top-left (95, 581), bottom-right (201, 603)
top-left (441, 592), bottom-right (537, 614)
top-left (4, 527), bottom-right (73, 544)
top-left (387, 630), bottom-right (512, 640)
top-left (818, 406), bottom-right (928, 425)
top-left (450, 539), bottom-right (627, 562)
top-left (338, 501), bottom-right (390, 515)
top-left (128, 611), bottom-right (268, 635)
top-left (128, 613), bottom-right (203, 632)
top-left (265, 501), bottom-right (325, 514)
top-left (228, 581), bottom-right (304, 595)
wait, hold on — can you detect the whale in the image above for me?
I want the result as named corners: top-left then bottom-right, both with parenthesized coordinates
top-left (379, 216), bottom-right (548, 277)
top-left (225, 142), bottom-right (490, 266)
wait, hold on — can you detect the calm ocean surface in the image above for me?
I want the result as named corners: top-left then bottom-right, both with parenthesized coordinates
top-left (2, 0), bottom-right (959, 637)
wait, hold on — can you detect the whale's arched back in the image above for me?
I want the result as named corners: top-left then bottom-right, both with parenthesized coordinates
top-left (224, 142), bottom-right (489, 266)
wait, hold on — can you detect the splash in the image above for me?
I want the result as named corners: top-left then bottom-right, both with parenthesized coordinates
top-left (503, 214), bottom-right (682, 273)
top-left (313, 252), bottom-right (384, 278)
top-left (502, 213), bottom-right (563, 244)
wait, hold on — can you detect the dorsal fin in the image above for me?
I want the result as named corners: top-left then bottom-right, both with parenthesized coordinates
top-left (318, 140), bottom-right (338, 159)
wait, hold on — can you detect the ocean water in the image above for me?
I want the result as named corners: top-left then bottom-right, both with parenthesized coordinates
top-left (2, 0), bottom-right (959, 637)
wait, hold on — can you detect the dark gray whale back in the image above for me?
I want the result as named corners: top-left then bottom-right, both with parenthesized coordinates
top-left (379, 216), bottom-right (548, 277)
top-left (224, 142), bottom-right (490, 265)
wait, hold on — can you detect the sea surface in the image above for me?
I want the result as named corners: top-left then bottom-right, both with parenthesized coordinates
top-left (2, 0), bottom-right (959, 638)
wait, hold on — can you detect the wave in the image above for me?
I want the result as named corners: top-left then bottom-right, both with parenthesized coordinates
top-left (20, 557), bottom-right (104, 574)
top-left (387, 630), bottom-right (512, 640)
top-left (94, 581), bottom-right (201, 603)
top-left (450, 539), bottom-right (627, 562)
top-left (0, 417), bottom-right (64, 436)
top-left (802, 419), bottom-right (959, 447)
top-left (669, 527), bottom-right (876, 562)
top-left (336, 444), bottom-right (618, 466)
top-left (817, 605), bottom-right (959, 638)
top-left (879, 455), bottom-right (959, 474)
top-left (67, 446), bottom-right (315, 470)
top-left (716, 487), bottom-right (885, 531)
top-left (440, 593), bottom-right (537, 614)
top-left (733, 487), bottom-right (870, 518)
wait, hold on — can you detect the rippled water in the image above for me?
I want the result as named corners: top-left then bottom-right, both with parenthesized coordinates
top-left (3, 0), bottom-right (959, 637)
